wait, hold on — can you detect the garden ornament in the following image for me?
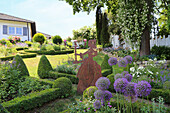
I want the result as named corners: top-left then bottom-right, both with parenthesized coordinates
top-left (73, 39), bottom-right (102, 94)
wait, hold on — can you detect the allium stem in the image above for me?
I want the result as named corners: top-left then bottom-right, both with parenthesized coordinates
top-left (130, 96), bottom-right (133, 113)
top-left (116, 92), bottom-right (119, 111)
top-left (122, 95), bottom-right (125, 113)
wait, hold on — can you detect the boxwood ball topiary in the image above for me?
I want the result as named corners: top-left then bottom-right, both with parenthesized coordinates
top-left (12, 55), bottom-right (29, 77)
top-left (52, 35), bottom-right (62, 45)
top-left (53, 77), bottom-right (72, 96)
top-left (101, 55), bottom-right (112, 72)
top-left (83, 86), bottom-right (98, 99)
top-left (33, 33), bottom-right (46, 45)
top-left (38, 55), bottom-right (53, 78)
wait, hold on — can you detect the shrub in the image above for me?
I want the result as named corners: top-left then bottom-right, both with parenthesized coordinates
top-left (53, 77), bottom-right (72, 97)
top-left (33, 33), bottom-right (46, 45)
top-left (163, 81), bottom-right (170, 89)
top-left (107, 73), bottom-right (116, 92)
top-left (2, 88), bottom-right (61, 113)
top-left (40, 44), bottom-right (47, 51)
top-left (12, 55), bottom-right (29, 77)
top-left (48, 71), bottom-right (78, 84)
top-left (0, 38), bottom-right (7, 45)
top-left (101, 55), bottom-right (112, 72)
top-left (52, 35), bottom-right (62, 45)
top-left (102, 69), bottom-right (112, 77)
top-left (55, 65), bottom-right (76, 75)
top-left (38, 55), bottom-right (53, 78)
top-left (0, 104), bottom-right (9, 113)
top-left (53, 44), bottom-right (60, 51)
top-left (83, 86), bottom-right (98, 99)
top-left (151, 45), bottom-right (170, 60)
top-left (25, 41), bottom-right (32, 47)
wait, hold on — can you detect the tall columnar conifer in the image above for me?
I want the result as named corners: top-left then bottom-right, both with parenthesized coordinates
top-left (96, 6), bottom-right (102, 45)
top-left (101, 12), bottom-right (110, 47)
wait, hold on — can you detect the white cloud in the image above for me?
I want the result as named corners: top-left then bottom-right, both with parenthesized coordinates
top-left (13, 0), bottom-right (96, 39)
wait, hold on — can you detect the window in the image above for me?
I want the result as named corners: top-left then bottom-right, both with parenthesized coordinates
top-left (16, 27), bottom-right (22, 35)
top-left (8, 27), bottom-right (15, 35)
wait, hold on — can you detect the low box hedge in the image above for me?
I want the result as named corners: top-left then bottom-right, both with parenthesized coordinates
top-left (48, 71), bottom-right (79, 84)
top-left (102, 69), bottom-right (112, 77)
top-left (16, 47), bottom-right (28, 51)
top-left (147, 89), bottom-right (170, 104)
top-left (25, 49), bottom-right (74, 55)
top-left (0, 53), bottom-right (37, 61)
top-left (2, 88), bottom-right (61, 113)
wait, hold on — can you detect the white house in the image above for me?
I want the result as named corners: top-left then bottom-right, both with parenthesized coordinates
top-left (0, 13), bottom-right (36, 41)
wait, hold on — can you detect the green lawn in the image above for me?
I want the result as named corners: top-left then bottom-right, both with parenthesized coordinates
top-left (23, 49), bottom-right (88, 78)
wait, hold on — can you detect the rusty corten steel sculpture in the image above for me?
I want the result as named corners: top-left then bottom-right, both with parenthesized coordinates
top-left (73, 39), bottom-right (102, 94)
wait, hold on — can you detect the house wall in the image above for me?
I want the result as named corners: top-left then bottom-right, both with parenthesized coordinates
top-left (0, 20), bottom-right (32, 41)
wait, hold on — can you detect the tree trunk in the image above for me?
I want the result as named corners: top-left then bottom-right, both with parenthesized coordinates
top-left (140, 27), bottom-right (150, 56)
top-left (139, 0), bottom-right (153, 56)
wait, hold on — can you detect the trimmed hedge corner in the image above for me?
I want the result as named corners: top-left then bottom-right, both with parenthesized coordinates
top-left (2, 88), bottom-right (61, 113)
top-left (25, 49), bottom-right (74, 55)
top-left (48, 71), bottom-right (79, 84)
top-left (102, 69), bottom-right (112, 77)
top-left (0, 53), bottom-right (37, 61)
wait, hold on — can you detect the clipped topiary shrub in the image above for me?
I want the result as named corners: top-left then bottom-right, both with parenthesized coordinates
top-left (38, 55), bottom-right (53, 78)
top-left (101, 55), bottom-right (112, 72)
top-left (33, 33), bottom-right (46, 45)
top-left (107, 73), bottom-right (115, 92)
top-left (52, 35), bottom-right (62, 45)
top-left (83, 86), bottom-right (98, 100)
top-left (102, 69), bottom-right (112, 77)
top-left (53, 77), bottom-right (72, 97)
top-left (12, 55), bottom-right (29, 77)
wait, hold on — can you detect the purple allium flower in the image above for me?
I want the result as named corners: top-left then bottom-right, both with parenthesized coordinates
top-left (124, 82), bottom-right (137, 97)
top-left (94, 90), bottom-right (105, 100)
top-left (118, 58), bottom-right (128, 67)
top-left (104, 91), bottom-right (112, 101)
top-left (124, 55), bottom-right (133, 64)
top-left (114, 73), bottom-right (123, 80)
top-left (114, 78), bottom-right (129, 93)
top-left (124, 74), bottom-right (133, 82)
top-left (93, 100), bottom-right (101, 109)
top-left (136, 81), bottom-right (152, 97)
top-left (121, 71), bottom-right (129, 76)
top-left (95, 77), bottom-right (110, 90)
top-left (108, 57), bottom-right (118, 66)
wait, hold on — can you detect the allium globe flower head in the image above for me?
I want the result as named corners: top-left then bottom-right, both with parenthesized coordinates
top-left (108, 57), bottom-right (118, 66)
top-left (95, 77), bottom-right (111, 90)
top-left (124, 82), bottom-right (137, 97)
top-left (121, 71), bottom-right (129, 77)
top-left (124, 74), bottom-right (133, 82)
top-left (104, 90), bottom-right (113, 101)
top-left (136, 81), bottom-right (152, 97)
top-left (93, 100), bottom-right (101, 109)
top-left (118, 58), bottom-right (128, 67)
top-left (124, 55), bottom-right (133, 64)
top-left (114, 78), bottom-right (129, 93)
top-left (94, 90), bottom-right (105, 100)
top-left (114, 73), bottom-right (123, 80)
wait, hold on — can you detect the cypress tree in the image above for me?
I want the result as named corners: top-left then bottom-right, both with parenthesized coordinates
top-left (96, 6), bottom-right (102, 45)
top-left (101, 12), bottom-right (110, 47)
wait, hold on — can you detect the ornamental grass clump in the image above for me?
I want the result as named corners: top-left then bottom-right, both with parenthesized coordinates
top-left (136, 81), bottom-right (152, 97)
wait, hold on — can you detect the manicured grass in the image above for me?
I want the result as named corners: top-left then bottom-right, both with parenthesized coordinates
top-left (23, 49), bottom-right (87, 78)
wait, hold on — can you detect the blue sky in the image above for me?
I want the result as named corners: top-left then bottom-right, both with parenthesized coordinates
top-left (0, 0), bottom-right (96, 39)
